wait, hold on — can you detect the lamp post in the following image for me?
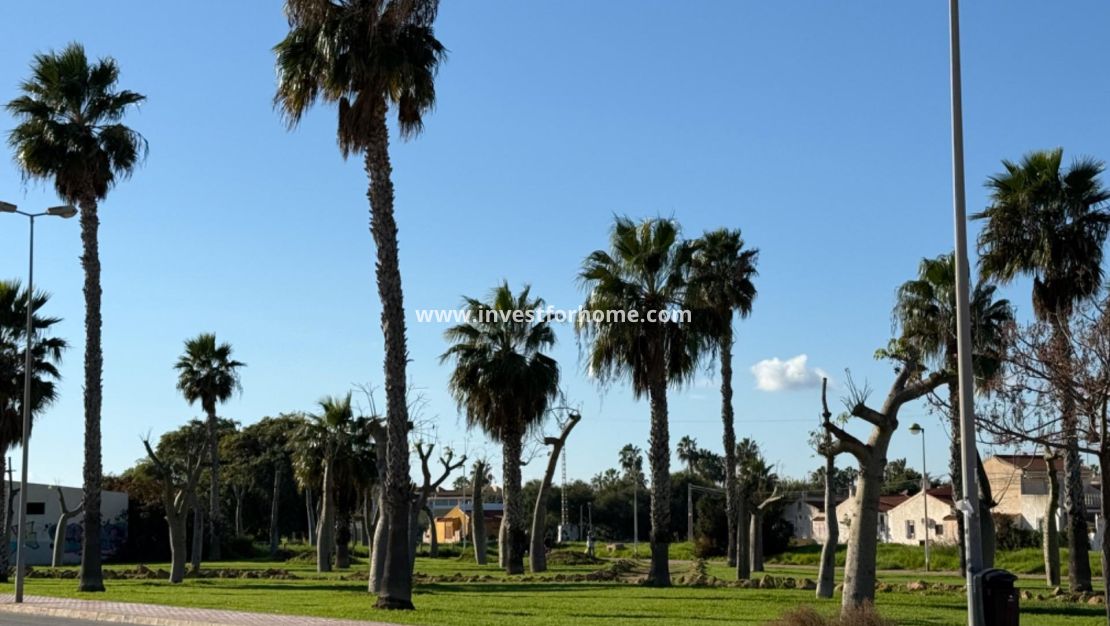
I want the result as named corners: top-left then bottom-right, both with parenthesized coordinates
top-left (0, 201), bottom-right (78, 603)
top-left (946, 1), bottom-right (985, 624)
top-left (908, 423), bottom-right (929, 572)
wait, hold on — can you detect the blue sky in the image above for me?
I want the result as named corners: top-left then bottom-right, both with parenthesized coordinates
top-left (1, 1), bottom-right (1108, 491)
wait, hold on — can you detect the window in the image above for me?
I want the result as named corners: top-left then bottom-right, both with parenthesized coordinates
top-left (26, 502), bottom-right (45, 515)
top-left (906, 520), bottom-right (916, 539)
top-left (934, 523), bottom-right (943, 536)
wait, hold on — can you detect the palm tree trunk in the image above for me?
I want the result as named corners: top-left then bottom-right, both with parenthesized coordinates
top-left (1044, 451), bottom-right (1061, 587)
top-left (0, 450), bottom-right (9, 582)
top-left (816, 448), bottom-right (839, 598)
top-left (472, 466), bottom-right (488, 565)
top-left (78, 197), bottom-right (105, 592)
top-left (719, 328), bottom-right (738, 568)
top-left (364, 100), bottom-right (415, 611)
top-left (646, 367), bottom-right (672, 587)
top-left (205, 405), bottom-right (222, 560)
top-left (735, 494), bottom-right (749, 580)
top-left (1052, 319), bottom-right (1092, 592)
top-left (269, 468), bottom-right (281, 558)
top-left (336, 504), bottom-right (351, 569)
top-left (977, 457), bottom-right (996, 569)
top-left (498, 517), bottom-right (508, 568)
top-left (502, 428), bottom-right (525, 575)
top-left (749, 511), bottom-right (764, 572)
top-left (317, 458), bottom-right (334, 572)
top-left (190, 503), bottom-right (203, 573)
top-left (305, 487), bottom-right (316, 546)
top-left (947, 376), bottom-right (967, 576)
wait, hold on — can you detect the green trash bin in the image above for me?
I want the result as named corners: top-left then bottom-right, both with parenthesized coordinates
top-left (977, 568), bottom-right (1019, 626)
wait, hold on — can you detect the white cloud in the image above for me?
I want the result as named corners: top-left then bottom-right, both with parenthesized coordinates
top-left (750, 354), bottom-right (828, 392)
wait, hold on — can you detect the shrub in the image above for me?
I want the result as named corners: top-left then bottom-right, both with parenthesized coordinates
top-left (767, 604), bottom-right (895, 626)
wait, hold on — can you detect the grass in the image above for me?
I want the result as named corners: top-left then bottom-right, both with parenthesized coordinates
top-left (5, 545), bottom-right (1105, 625)
top-left (768, 543), bottom-right (1104, 578)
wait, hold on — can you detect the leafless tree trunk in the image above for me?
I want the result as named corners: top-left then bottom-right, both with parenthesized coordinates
top-left (817, 378), bottom-right (839, 598)
top-left (1044, 450), bottom-right (1061, 587)
top-left (530, 412), bottom-right (581, 573)
top-left (367, 420), bottom-right (388, 593)
top-left (51, 488), bottom-right (84, 568)
top-left (425, 505), bottom-right (438, 557)
top-left (409, 443), bottom-right (464, 572)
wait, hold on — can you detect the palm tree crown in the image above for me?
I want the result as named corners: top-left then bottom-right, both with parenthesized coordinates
top-left (686, 227), bottom-right (759, 339)
top-left (174, 333), bottom-right (245, 414)
top-left (441, 283), bottom-right (560, 441)
top-left (6, 42), bottom-right (146, 202)
top-left (274, 0), bottom-right (446, 154)
top-left (0, 280), bottom-right (67, 446)
top-left (577, 217), bottom-right (699, 393)
top-left (974, 148), bottom-right (1110, 320)
top-left (894, 253), bottom-right (1013, 386)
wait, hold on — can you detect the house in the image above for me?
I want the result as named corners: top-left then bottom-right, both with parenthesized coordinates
top-left (834, 484), bottom-right (908, 544)
top-left (884, 485), bottom-right (959, 546)
top-left (6, 482), bottom-right (128, 566)
top-left (426, 502), bottom-right (503, 544)
top-left (783, 492), bottom-right (845, 542)
top-left (982, 454), bottom-right (1098, 532)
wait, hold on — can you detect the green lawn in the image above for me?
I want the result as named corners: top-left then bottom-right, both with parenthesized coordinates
top-left (6, 546), bottom-right (1105, 625)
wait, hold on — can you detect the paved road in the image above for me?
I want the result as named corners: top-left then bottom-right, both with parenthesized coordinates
top-left (0, 615), bottom-right (104, 626)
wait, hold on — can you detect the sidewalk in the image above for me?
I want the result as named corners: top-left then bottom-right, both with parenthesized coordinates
top-left (0, 595), bottom-right (401, 626)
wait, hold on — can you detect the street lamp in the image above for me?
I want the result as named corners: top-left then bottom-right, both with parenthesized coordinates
top-left (947, 1), bottom-right (985, 624)
top-left (908, 423), bottom-right (929, 572)
top-left (1, 201), bottom-right (77, 603)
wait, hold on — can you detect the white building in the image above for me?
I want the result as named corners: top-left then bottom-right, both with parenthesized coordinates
top-left (7, 483), bottom-right (128, 566)
top-left (783, 493), bottom-right (843, 542)
top-left (884, 485), bottom-right (959, 546)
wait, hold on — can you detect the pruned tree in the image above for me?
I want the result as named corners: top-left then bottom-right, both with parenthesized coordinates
top-left (49, 487), bottom-right (83, 568)
top-left (530, 409), bottom-right (582, 572)
top-left (411, 442), bottom-right (465, 569)
top-left (824, 359), bottom-right (951, 609)
top-left (816, 378), bottom-right (838, 599)
top-left (142, 434), bottom-right (204, 583)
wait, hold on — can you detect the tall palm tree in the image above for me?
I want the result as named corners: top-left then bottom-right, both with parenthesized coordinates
top-left (577, 216), bottom-right (699, 586)
top-left (676, 436), bottom-right (698, 473)
top-left (441, 282), bottom-right (560, 575)
top-left (687, 228), bottom-right (758, 566)
top-left (6, 43), bottom-right (146, 592)
top-left (273, 1), bottom-right (445, 609)
top-left (174, 333), bottom-right (245, 560)
top-left (974, 148), bottom-right (1110, 592)
top-left (0, 281), bottom-right (66, 582)
top-left (894, 253), bottom-right (1013, 572)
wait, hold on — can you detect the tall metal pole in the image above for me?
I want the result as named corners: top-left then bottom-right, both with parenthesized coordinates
top-left (920, 429), bottom-right (930, 573)
top-left (15, 215), bottom-right (35, 603)
top-left (948, 1), bottom-right (985, 624)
